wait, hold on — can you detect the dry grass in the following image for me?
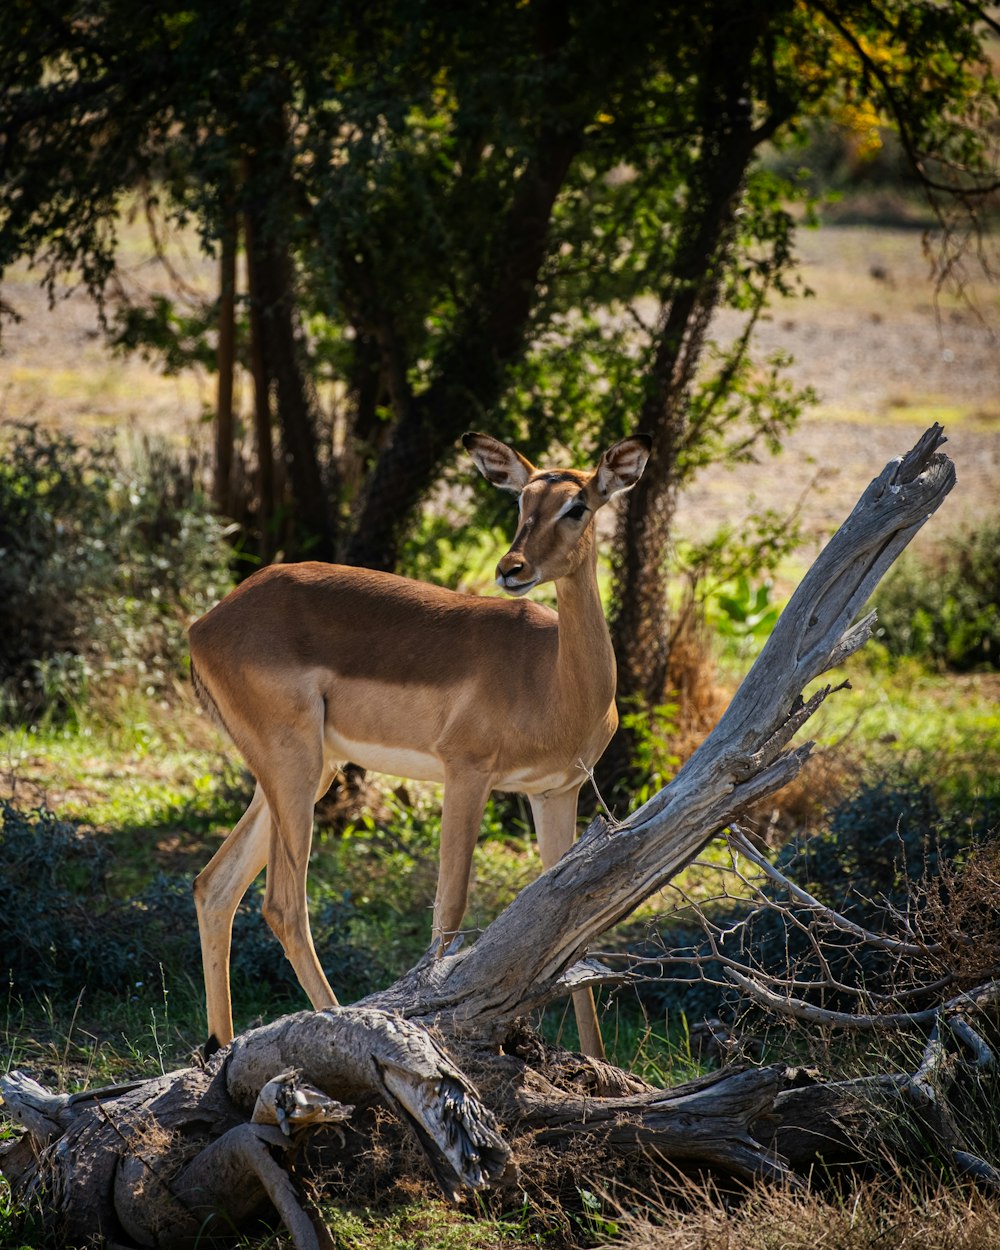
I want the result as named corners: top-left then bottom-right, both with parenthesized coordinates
top-left (661, 603), bottom-right (851, 842)
top-left (663, 606), bottom-right (730, 760)
top-left (612, 1178), bottom-right (1000, 1250)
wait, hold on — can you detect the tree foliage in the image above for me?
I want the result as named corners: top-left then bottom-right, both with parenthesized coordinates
top-left (1, 0), bottom-right (997, 767)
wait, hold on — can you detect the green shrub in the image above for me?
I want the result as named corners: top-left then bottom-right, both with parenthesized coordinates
top-left (0, 800), bottom-right (135, 997)
top-left (0, 799), bottom-right (390, 1011)
top-left (0, 425), bottom-right (117, 706)
top-left (0, 424), bottom-right (234, 720)
top-left (873, 521), bottom-right (1000, 671)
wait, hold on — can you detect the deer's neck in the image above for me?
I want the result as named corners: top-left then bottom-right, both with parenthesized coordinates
top-left (553, 534), bottom-right (616, 713)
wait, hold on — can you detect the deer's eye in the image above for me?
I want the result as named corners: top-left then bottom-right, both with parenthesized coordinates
top-left (563, 503), bottom-right (588, 522)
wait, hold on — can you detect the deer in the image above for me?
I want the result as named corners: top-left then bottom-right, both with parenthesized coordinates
top-left (188, 431), bottom-right (651, 1058)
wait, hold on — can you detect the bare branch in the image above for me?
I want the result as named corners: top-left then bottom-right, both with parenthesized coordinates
top-left (723, 964), bottom-right (939, 1029)
top-left (727, 826), bottom-right (941, 957)
top-left (946, 1016), bottom-right (995, 1070)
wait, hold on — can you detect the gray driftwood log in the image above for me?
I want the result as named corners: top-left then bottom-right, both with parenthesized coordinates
top-left (0, 1008), bottom-right (511, 1247)
top-left (364, 424), bottom-right (957, 1030)
top-left (1, 427), bottom-right (971, 1247)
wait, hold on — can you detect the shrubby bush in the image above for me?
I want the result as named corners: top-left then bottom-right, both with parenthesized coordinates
top-left (0, 423), bottom-right (234, 720)
top-left (0, 800), bottom-right (121, 997)
top-left (0, 784), bottom-right (531, 1013)
top-left (873, 521), bottom-right (1000, 671)
top-left (776, 775), bottom-right (988, 916)
top-left (0, 800), bottom-right (388, 1007)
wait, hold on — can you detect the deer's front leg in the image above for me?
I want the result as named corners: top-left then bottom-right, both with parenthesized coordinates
top-left (529, 787), bottom-right (605, 1059)
top-left (432, 768), bottom-right (493, 949)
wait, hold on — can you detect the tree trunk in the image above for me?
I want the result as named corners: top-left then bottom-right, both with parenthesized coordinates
top-left (213, 212), bottom-right (238, 517)
top-left (602, 19), bottom-right (780, 793)
top-left (242, 187), bottom-right (277, 557)
top-left (245, 198), bottom-right (334, 562)
top-left (1, 430), bottom-right (969, 1247)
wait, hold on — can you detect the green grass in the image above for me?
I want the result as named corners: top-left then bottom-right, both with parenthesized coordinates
top-left (816, 398), bottom-right (1000, 429)
top-left (317, 1202), bottom-right (535, 1250)
top-left (803, 659), bottom-right (1000, 808)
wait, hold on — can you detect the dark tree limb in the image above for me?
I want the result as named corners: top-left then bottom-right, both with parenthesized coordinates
top-left (514, 1063), bottom-right (792, 1184)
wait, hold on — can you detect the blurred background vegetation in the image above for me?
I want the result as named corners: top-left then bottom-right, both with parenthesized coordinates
top-left (0, 1), bottom-right (998, 1246)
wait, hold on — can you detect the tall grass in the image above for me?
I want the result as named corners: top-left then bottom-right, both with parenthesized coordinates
top-left (613, 1176), bottom-right (1000, 1250)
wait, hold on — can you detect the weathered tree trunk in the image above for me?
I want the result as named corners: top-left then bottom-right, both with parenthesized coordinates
top-left (0, 1009), bottom-right (510, 1248)
top-left (359, 429), bottom-right (955, 1042)
top-left (1, 430), bottom-right (971, 1247)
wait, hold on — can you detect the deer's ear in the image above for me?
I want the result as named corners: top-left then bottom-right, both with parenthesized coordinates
top-left (463, 433), bottom-right (535, 494)
top-left (592, 435), bottom-right (652, 502)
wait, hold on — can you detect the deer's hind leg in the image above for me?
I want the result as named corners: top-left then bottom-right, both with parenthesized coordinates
top-left (196, 736), bottom-right (341, 1053)
top-left (252, 707), bottom-right (341, 1018)
top-left (195, 782), bottom-right (272, 1053)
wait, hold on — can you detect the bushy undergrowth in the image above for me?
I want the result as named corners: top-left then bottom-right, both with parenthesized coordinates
top-left (0, 423), bottom-right (234, 721)
top-left (777, 772), bottom-right (995, 915)
top-left (874, 520), bottom-right (1000, 671)
top-left (0, 800), bottom-right (387, 1012)
top-left (0, 784), bottom-right (531, 1024)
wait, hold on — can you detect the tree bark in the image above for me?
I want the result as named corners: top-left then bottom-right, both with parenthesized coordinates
top-left (602, 15), bottom-right (792, 792)
top-left (242, 183), bottom-right (276, 556)
top-left (245, 195), bottom-right (334, 562)
top-left (0, 430), bottom-right (967, 1247)
top-left (213, 212), bottom-right (237, 517)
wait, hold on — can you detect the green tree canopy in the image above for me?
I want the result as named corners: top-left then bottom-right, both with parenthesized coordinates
top-left (2, 0), bottom-right (997, 778)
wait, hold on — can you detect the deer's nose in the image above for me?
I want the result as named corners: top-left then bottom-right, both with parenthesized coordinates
top-left (496, 553), bottom-right (525, 582)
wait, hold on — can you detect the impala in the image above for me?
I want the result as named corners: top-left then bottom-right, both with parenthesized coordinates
top-left (189, 431), bottom-right (651, 1057)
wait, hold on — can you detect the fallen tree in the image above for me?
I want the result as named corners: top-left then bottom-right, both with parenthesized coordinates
top-left (6, 425), bottom-right (994, 1248)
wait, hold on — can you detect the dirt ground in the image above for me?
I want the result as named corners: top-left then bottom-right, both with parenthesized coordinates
top-left (1, 224), bottom-right (997, 548)
top-left (675, 226), bottom-right (999, 549)
top-left (675, 414), bottom-right (999, 557)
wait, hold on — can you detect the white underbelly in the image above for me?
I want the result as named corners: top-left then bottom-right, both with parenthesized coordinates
top-left (322, 732), bottom-right (582, 794)
top-left (324, 730), bottom-right (445, 783)
top-left (495, 763), bottom-right (584, 794)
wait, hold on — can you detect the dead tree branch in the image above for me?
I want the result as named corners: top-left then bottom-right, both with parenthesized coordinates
top-left (365, 425), bottom-right (956, 1035)
top-left (0, 1008), bottom-right (510, 1248)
